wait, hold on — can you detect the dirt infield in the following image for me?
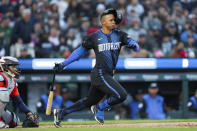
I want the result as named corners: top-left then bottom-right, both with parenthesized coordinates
top-left (37, 122), bottom-right (197, 128)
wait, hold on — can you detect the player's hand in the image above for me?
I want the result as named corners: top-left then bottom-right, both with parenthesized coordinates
top-left (53, 63), bottom-right (65, 72)
top-left (129, 40), bottom-right (140, 51)
top-left (22, 112), bottom-right (39, 127)
top-left (27, 112), bottom-right (35, 120)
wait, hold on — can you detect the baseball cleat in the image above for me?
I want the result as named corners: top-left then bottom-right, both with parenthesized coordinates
top-left (53, 109), bottom-right (62, 128)
top-left (91, 105), bottom-right (104, 124)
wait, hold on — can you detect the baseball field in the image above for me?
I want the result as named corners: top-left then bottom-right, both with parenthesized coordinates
top-left (2, 119), bottom-right (197, 131)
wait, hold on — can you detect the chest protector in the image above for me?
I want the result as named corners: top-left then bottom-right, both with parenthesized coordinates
top-left (0, 72), bottom-right (17, 103)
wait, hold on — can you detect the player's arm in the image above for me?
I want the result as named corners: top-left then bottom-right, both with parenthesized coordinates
top-left (62, 45), bottom-right (87, 67)
top-left (138, 100), bottom-right (147, 118)
top-left (121, 31), bottom-right (140, 51)
top-left (188, 100), bottom-right (197, 112)
top-left (10, 86), bottom-right (31, 114)
top-left (54, 35), bottom-right (93, 72)
top-left (54, 45), bottom-right (88, 72)
top-left (12, 95), bottom-right (31, 114)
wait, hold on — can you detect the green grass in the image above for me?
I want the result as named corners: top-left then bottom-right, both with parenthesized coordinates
top-left (1, 120), bottom-right (197, 131)
top-left (2, 127), bottom-right (197, 131)
top-left (39, 119), bottom-right (197, 125)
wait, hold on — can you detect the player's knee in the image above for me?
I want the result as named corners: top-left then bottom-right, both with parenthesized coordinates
top-left (2, 110), bottom-right (20, 128)
top-left (81, 97), bottom-right (93, 107)
top-left (119, 92), bottom-right (127, 102)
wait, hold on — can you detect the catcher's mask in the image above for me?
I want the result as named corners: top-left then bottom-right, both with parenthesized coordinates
top-left (0, 56), bottom-right (21, 78)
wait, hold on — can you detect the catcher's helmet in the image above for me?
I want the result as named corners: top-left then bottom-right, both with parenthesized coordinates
top-left (0, 56), bottom-right (20, 78)
top-left (100, 8), bottom-right (123, 25)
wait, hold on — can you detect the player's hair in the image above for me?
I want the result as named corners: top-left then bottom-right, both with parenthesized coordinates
top-left (100, 8), bottom-right (123, 25)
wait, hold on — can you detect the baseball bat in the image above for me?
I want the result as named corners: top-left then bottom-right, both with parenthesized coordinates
top-left (46, 66), bottom-right (56, 115)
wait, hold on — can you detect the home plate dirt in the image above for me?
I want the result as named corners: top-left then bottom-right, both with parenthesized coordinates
top-left (37, 122), bottom-right (197, 128)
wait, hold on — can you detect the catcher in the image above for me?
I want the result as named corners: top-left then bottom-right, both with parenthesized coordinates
top-left (0, 56), bottom-right (39, 128)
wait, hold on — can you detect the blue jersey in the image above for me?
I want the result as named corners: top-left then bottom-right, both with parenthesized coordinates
top-left (82, 29), bottom-right (134, 73)
top-left (189, 96), bottom-right (197, 108)
top-left (129, 100), bottom-right (140, 119)
top-left (143, 94), bottom-right (166, 120)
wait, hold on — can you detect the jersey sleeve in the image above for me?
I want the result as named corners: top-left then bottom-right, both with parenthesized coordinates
top-left (10, 82), bottom-right (19, 97)
top-left (120, 31), bottom-right (132, 46)
top-left (82, 35), bottom-right (94, 50)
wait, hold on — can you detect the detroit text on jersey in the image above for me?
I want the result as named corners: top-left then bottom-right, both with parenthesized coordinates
top-left (98, 42), bottom-right (121, 52)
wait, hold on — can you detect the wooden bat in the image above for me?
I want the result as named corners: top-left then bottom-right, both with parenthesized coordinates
top-left (46, 66), bottom-right (56, 115)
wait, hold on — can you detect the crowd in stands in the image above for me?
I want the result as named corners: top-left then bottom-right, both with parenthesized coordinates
top-left (0, 0), bottom-right (197, 58)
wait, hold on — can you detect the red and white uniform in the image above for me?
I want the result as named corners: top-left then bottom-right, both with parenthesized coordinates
top-left (0, 72), bottom-right (19, 98)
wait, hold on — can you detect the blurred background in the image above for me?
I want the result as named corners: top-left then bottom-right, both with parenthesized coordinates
top-left (1, 0), bottom-right (197, 121)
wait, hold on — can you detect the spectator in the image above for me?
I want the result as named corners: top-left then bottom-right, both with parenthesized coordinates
top-left (23, 0), bottom-right (32, 9)
top-left (170, 41), bottom-right (187, 58)
top-left (143, 8), bottom-right (162, 30)
top-left (18, 45), bottom-right (32, 59)
top-left (159, 0), bottom-right (170, 12)
top-left (64, 0), bottom-right (79, 21)
top-left (10, 38), bottom-right (23, 57)
top-left (188, 89), bottom-right (197, 112)
top-left (61, 88), bottom-right (74, 108)
top-left (113, 0), bottom-right (127, 9)
top-left (80, 16), bottom-right (90, 38)
top-left (0, 45), bottom-right (5, 57)
top-left (163, 22), bottom-right (180, 46)
top-left (161, 35), bottom-right (172, 57)
top-left (126, 10), bottom-right (139, 27)
top-left (129, 89), bottom-right (144, 119)
top-left (37, 85), bottom-right (63, 113)
top-left (48, 26), bottom-right (60, 50)
top-left (139, 83), bottom-right (167, 119)
top-left (0, 0), bottom-right (11, 14)
top-left (138, 31), bottom-right (154, 53)
top-left (60, 46), bottom-right (71, 59)
top-left (0, 15), bottom-right (12, 54)
top-left (66, 28), bottom-right (82, 49)
top-left (78, 0), bottom-right (93, 19)
top-left (0, 0), bottom-right (197, 58)
top-left (170, 2), bottom-right (187, 27)
top-left (96, 3), bottom-right (106, 17)
top-left (126, 0), bottom-right (144, 18)
top-left (180, 0), bottom-right (197, 12)
top-left (180, 27), bottom-right (197, 44)
top-left (50, 0), bottom-right (68, 20)
top-left (185, 34), bottom-right (197, 58)
top-left (87, 16), bottom-right (100, 36)
top-left (11, 8), bottom-right (34, 44)
top-left (127, 18), bottom-right (146, 41)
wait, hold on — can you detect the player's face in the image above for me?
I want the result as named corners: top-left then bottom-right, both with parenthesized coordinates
top-left (148, 88), bottom-right (158, 96)
top-left (8, 65), bottom-right (19, 77)
top-left (102, 14), bottom-right (116, 30)
top-left (195, 91), bottom-right (197, 98)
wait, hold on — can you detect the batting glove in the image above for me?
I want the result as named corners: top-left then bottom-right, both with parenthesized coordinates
top-left (53, 63), bottom-right (65, 72)
top-left (128, 40), bottom-right (140, 51)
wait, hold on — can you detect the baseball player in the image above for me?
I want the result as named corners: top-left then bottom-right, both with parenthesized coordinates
top-left (53, 8), bottom-right (139, 127)
top-left (0, 56), bottom-right (38, 128)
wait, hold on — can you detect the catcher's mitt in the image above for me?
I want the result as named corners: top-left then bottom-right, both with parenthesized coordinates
top-left (22, 112), bottom-right (39, 128)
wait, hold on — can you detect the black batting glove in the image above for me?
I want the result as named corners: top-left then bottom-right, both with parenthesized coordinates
top-left (53, 63), bottom-right (65, 72)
